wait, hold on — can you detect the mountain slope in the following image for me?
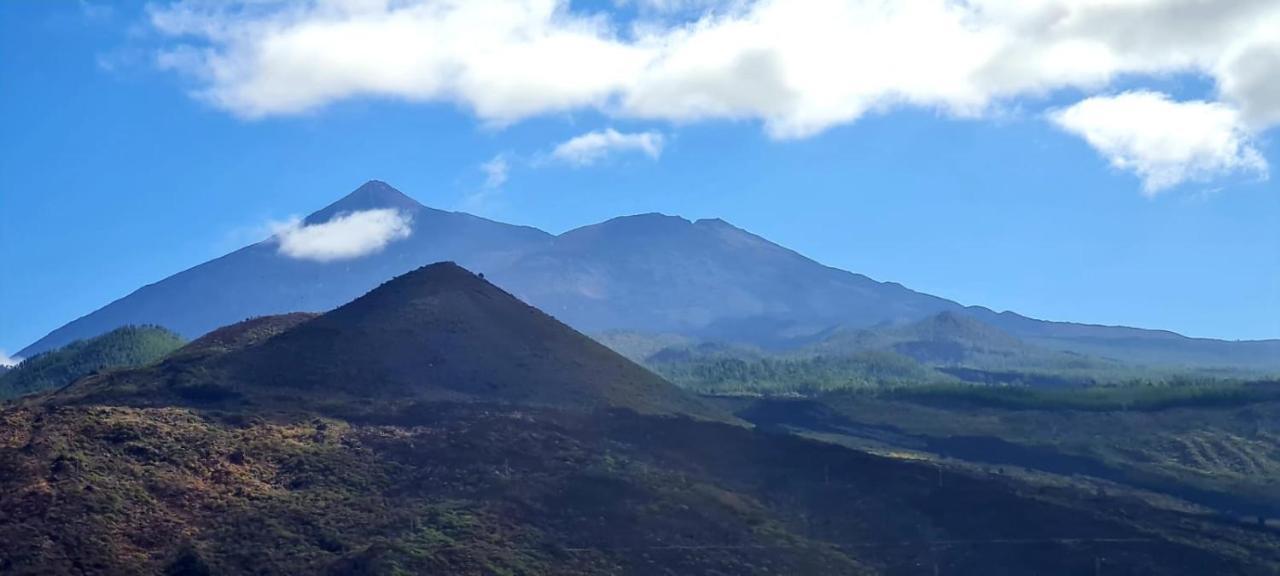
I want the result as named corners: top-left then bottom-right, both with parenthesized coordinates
top-left (0, 325), bottom-right (184, 398)
top-left (489, 213), bottom-right (959, 344)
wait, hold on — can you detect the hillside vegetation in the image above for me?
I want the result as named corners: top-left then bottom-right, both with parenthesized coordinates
top-left (0, 326), bottom-right (184, 399)
top-left (606, 310), bottom-right (1277, 395)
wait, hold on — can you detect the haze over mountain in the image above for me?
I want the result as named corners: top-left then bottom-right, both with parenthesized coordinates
top-left (20, 181), bottom-right (1280, 371)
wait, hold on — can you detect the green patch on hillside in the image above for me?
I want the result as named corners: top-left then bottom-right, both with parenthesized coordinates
top-left (0, 325), bottom-right (185, 399)
top-left (652, 350), bottom-right (947, 393)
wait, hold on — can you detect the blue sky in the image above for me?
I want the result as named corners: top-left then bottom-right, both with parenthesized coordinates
top-left (2, 1), bottom-right (1278, 357)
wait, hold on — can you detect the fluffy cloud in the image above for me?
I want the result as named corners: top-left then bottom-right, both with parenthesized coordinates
top-left (149, 1), bottom-right (1280, 128)
top-left (1050, 91), bottom-right (1267, 194)
top-left (151, 0), bottom-right (650, 122)
top-left (551, 129), bottom-right (664, 165)
top-left (271, 208), bottom-right (412, 261)
top-left (149, 0), bottom-right (1280, 189)
top-left (0, 350), bottom-right (20, 367)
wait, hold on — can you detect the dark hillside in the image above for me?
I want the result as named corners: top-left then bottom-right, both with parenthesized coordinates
top-left (168, 313), bottom-right (319, 361)
top-left (216, 263), bottom-right (719, 419)
top-left (1, 403), bottom-right (1275, 575)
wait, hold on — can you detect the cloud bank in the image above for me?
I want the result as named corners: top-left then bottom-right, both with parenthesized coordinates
top-left (150, 0), bottom-right (1280, 192)
top-left (551, 129), bottom-right (664, 165)
top-left (271, 208), bottom-right (412, 262)
top-left (1050, 91), bottom-right (1267, 195)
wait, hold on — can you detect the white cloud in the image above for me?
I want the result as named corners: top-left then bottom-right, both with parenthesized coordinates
top-left (149, 1), bottom-right (1280, 130)
top-left (481, 155), bottom-right (509, 188)
top-left (150, 0), bottom-right (651, 123)
top-left (1050, 91), bottom-right (1267, 195)
top-left (551, 129), bottom-right (664, 165)
top-left (0, 350), bottom-right (21, 368)
top-left (270, 208), bottom-right (412, 262)
top-left (149, 0), bottom-right (1280, 190)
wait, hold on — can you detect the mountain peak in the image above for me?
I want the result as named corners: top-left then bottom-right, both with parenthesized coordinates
top-left (604, 212), bottom-right (691, 228)
top-left (305, 180), bottom-right (424, 224)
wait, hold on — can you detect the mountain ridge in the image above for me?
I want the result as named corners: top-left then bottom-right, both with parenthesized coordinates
top-left (18, 181), bottom-right (1280, 371)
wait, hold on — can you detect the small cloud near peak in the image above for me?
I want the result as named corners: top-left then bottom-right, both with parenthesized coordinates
top-left (271, 208), bottom-right (413, 262)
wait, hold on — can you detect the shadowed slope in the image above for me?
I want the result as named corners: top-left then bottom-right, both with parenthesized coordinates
top-left (167, 313), bottom-right (319, 362)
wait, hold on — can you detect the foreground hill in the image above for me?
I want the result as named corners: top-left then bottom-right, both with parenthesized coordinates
top-left (0, 326), bottom-right (184, 399)
top-left (19, 181), bottom-right (1280, 370)
top-left (219, 262), bottom-right (719, 418)
top-left (4, 402), bottom-right (1278, 575)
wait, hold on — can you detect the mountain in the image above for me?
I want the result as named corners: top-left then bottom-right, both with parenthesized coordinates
top-left (3, 272), bottom-right (1276, 574)
top-left (19, 181), bottom-right (1280, 371)
top-left (19, 181), bottom-right (551, 358)
top-left (217, 263), bottom-right (720, 418)
top-left (0, 325), bottom-right (184, 398)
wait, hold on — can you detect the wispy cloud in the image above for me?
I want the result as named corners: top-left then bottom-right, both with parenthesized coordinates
top-left (458, 154), bottom-right (511, 215)
top-left (551, 129), bottom-right (664, 166)
top-left (270, 208), bottom-right (413, 262)
top-left (1050, 92), bottom-right (1267, 195)
top-left (481, 155), bottom-right (510, 188)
